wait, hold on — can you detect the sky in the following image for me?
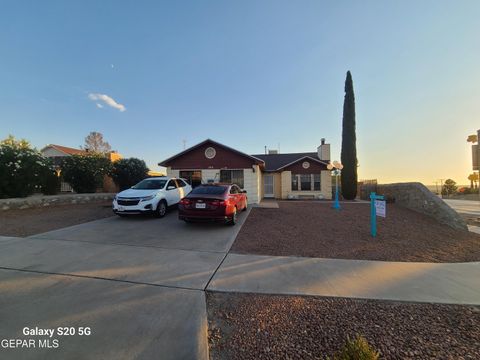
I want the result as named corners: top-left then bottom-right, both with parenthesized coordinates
top-left (0, 1), bottom-right (479, 185)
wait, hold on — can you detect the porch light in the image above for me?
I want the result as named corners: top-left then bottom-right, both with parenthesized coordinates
top-left (327, 161), bottom-right (343, 210)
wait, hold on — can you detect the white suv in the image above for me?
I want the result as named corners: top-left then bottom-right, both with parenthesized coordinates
top-left (112, 177), bottom-right (192, 217)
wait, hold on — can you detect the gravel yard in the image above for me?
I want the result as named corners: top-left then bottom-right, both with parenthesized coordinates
top-left (231, 202), bottom-right (480, 262)
top-left (0, 202), bottom-right (114, 237)
top-left (207, 291), bottom-right (480, 359)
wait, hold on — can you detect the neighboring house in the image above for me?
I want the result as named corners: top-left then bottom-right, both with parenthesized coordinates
top-left (40, 144), bottom-right (87, 167)
top-left (40, 144), bottom-right (121, 193)
top-left (159, 139), bottom-right (332, 204)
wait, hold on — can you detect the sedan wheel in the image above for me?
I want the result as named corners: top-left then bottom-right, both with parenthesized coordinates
top-left (242, 198), bottom-right (248, 211)
top-left (229, 208), bottom-right (237, 226)
top-left (156, 200), bottom-right (167, 218)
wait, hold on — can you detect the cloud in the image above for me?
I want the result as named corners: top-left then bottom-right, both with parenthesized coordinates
top-left (88, 93), bottom-right (126, 112)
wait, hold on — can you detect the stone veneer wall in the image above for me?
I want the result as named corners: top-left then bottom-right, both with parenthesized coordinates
top-left (376, 182), bottom-right (467, 231)
top-left (0, 193), bottom-right (115, 211)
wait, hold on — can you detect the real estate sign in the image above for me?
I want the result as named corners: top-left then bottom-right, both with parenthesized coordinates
top-left (375, 200), bottom-right (386, 218)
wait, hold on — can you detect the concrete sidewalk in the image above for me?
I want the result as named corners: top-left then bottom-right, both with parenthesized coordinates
top-left (208, 253), bottom-right (480, 305)
top-left (0, 269), bottom-right (208, 360)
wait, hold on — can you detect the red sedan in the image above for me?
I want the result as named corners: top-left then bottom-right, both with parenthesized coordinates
top-left (178, 183), bottom-right (247, 225)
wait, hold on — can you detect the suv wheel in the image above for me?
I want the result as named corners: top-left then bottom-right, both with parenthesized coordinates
top-left (155, 200), bottom-right (167, 218)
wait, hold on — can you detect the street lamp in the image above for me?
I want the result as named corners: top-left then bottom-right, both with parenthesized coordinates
top-left (327, 161), bottom-right (343, 210)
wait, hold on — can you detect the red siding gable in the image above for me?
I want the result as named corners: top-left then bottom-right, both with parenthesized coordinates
top-left (162, 140), bottom-right (260, 170)
top-left (283, 158), bottom-right (328, 174)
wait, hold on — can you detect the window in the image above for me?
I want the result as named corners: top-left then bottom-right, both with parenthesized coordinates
top-left (300, 174), bottom-right (311, 191)
top-left (291, 174), bottom-right (299, 191)
top-left (179, 170), bottom-right (202, 188)
top-left (166, 180), bottom-right (177, 189)
top-left (132, 179), bottom-right (167, 190)
top-left (176, 179), bottom-right (187, 187)
top-left (190, 185), bottom-right (227, 195)
top-left (220, 170), bottom-right (244, 188)
top-left (291, 173), bottom-right (322, 192)
top-left (313, 174), bottom-right (321, 191)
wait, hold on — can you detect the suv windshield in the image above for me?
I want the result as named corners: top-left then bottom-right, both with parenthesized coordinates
top-left (132, 179), bottom-right (167, 190)
top-left (190, 186), bottom-right (227, 195)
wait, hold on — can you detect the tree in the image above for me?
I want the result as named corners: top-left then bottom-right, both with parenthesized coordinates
top-left (468, 173), bottom-right (479, 189)
top-left (84, 131), bottom-right (112, 154)
top-left (111, 158), bottom-right (149, 190)
top-left (0, 135), bottom-right (56, 198)
top-left (442, 179), bottom-right (458, 196)
top-left (340, 71), bottom-right (358, 200)
top-left (467, 134), bottom-right (478, 143)
top-left (62, 154), bottom-right (112, 193)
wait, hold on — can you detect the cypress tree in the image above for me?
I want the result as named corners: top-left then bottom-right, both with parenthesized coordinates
top-left (340, 71), bottom-right (358, 200)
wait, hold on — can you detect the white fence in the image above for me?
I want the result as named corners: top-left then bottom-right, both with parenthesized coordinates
top-left (60, 182), bottom-right (74, 192)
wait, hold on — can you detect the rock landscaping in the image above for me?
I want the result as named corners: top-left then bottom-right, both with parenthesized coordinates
top-left (0, 202), bottom-right (114, 237)
top-left (207, 291), bottom-right (480, 359)
top-left (231, 202), bottom-right (480, 262)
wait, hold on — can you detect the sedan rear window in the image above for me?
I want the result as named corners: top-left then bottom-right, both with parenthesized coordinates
top-left (132, 179), bottom-right (167, 190)
top-left (190, 186), bottom-right (227, 195)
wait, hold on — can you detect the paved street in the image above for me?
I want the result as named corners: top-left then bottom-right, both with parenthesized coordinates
top-left (444, 199), bottom-right (480, 216)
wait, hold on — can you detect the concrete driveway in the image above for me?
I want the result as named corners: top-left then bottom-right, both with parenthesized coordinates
top-left (0, 208), bottom-right (250, 359)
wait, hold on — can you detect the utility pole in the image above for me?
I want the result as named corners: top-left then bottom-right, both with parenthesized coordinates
top-left (182, 139), bottom-right (186, 150)
top-left (434, 180), bottom-right (439, 195)
top-left (439, 179), bottom-right (445, 198)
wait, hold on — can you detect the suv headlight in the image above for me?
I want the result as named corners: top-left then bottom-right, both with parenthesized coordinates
top-left (140, 194), bottom-right (156, 202)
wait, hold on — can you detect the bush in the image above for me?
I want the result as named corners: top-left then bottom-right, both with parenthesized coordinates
top-left (441, 179), bottom-right (457, 196)
top-left (61, 154), bottom-right (112, 193)
top-left (329, 335), bottom-right (380, 360)
top-left (0, 136), bottom-right (54, 198)
top-left (110, 158), bottom-right (149, 191)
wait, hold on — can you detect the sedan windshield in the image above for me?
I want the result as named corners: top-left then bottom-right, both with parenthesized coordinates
top-left (132, 179), bottom-right (167, 190)
top-left (190, 186), bottom-right (227, 195)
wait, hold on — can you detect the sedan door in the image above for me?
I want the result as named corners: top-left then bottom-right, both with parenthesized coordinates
top-left (229, 185), bottom-right (241, 208)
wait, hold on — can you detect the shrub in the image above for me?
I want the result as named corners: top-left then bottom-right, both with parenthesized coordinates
top-left (110, 158), bottom-right (149, 191)
top-left (329, 335), bottom-right (380, 360)
top-left (61, 154), bottom-right (112, 193)
top-left (441, 179), bottom-right (457, 196)
top-left (0, 135), bottom-right (54, 198)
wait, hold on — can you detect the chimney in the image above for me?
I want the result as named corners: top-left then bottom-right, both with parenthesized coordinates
top-left (317, 138), bottom-right (330, 161)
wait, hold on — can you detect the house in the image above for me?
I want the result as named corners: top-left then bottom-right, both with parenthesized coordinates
top-left (40, 144), bottom-right (88, 167)
top-left (40, 144), bottom-right (122, 193)
top-left (159, 139), bottom-right (332, 203)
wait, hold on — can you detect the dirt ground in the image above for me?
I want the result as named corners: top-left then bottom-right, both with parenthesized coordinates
top-left (0, 202), bottom-right (114, 237)
top-left (207, 291), bottom-right (480, 360)
top-left (231, 202), bottom-right (480, 262)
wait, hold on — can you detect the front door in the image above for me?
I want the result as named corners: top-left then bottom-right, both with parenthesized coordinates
top-left (264, 174), bottom-right (274, 198)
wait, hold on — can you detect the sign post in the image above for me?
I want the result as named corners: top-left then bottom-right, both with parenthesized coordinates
top-left (370, 192), bottom-right (385, 237)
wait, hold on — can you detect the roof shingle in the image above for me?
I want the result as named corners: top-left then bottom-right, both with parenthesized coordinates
top-left (252, 152), bottom-right (328, 171)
